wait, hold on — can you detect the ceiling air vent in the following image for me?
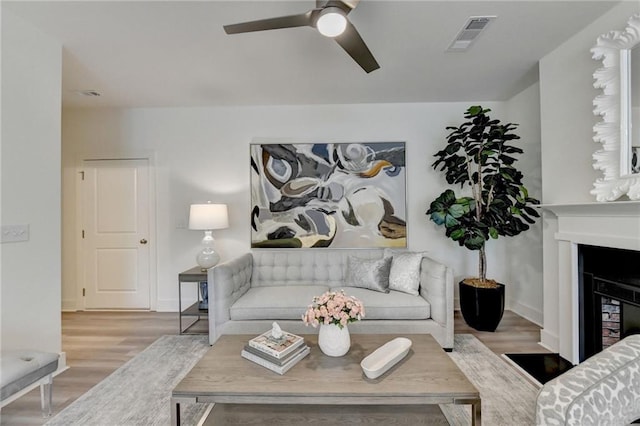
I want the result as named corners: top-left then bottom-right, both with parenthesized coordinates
top-left (447, 16), bottom-right (496, 52)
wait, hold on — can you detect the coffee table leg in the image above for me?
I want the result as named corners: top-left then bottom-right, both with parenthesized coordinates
top-left (471, 399), bottom-right (481, 426)
top-left (171, 396), bottom-right (196, 425)
top-left (454, 398), bottom-right (481, 426)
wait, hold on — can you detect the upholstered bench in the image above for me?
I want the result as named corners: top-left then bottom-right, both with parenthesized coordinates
top-left (1, 350), bottom-right (59, 417)
top-left (535, 334), bottom-right (640, 425)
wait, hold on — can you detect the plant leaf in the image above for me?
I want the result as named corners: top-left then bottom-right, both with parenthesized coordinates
top-left (428, 106), bottom-right (540, 265)
top-left (489, 227), bottom-right (499, 239)
top-left (430, 211), bottom-right (447, 225)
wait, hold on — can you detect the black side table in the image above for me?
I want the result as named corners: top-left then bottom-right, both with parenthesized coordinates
top-left (178, 266), bottom-right (208, 335)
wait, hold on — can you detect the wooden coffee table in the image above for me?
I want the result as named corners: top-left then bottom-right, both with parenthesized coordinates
top-left (171, 334), bottom-right (481, 425)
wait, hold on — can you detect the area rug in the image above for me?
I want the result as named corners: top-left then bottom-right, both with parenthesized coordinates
top-left (45, 334), bottom-right (538, 425)
top-left (45, 335), bottom-right (211, 426)
top-left (440, 335), bottom-right (539, 424)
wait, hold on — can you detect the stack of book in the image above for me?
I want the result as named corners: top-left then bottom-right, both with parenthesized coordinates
top-left (241, 329), bottom-right (309, 375)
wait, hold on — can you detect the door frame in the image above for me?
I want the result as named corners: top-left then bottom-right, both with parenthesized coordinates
top-left (74, 151), bottom-right (158, 311)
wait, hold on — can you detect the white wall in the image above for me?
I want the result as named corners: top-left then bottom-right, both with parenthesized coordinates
top-left (1, 10), bottom-right (62, 354)
top-left (62, 98), bottom-right (543, 321)
top-left (538, 1), bottom-right (640, 352)
top-left (504, 83), bottom-right (543, 324)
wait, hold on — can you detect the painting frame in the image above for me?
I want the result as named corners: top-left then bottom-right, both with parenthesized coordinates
top-left (250, 141), bottom-right (407, 249)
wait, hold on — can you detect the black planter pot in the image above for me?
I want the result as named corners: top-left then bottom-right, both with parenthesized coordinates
top-left (459, 281), bottom-right (505, 332)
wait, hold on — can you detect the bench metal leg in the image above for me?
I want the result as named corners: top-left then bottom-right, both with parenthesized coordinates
top-left (40, 374), bottom-right (53, 417)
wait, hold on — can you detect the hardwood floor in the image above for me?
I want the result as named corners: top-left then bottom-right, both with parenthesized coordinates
top-left (0, 310), bottom-right (546, 425)
top-left (1, 312), bottom-right (179, 425)
top-left (455, 310), bottom-right (550, 356)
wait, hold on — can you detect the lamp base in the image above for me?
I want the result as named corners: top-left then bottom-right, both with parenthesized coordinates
top-left (198, 282), bottom-right (208, 310)
top-left (196, 248), bottom-right (220, 270)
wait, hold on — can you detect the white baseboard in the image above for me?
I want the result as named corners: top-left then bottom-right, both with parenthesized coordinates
top-left (455, 297), bottom-right (543, 327)
top-left (64, 298), bottom-right (179, 312)
top-left (508, 299), bottom-right (543, 326)
top-left (540, 329), bottom-right (559, 353)
top-left (62, 298), bottom-right (77, 312)
top-left (155, 299), bottom-right (177, 312)
top-left (157, 294), bottom-right (200, 312)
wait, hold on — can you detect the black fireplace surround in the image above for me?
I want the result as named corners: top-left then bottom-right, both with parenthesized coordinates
top-left (579, 245), bottom-right (640, 361)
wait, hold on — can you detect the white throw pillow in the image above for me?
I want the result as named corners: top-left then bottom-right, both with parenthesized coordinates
top-left (345, 256), bottom-right (392, 293)
top-left (384, 250), bottom-right (423, 295)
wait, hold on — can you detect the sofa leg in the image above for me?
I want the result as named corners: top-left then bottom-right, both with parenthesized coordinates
top-left (443, 348), bottom-right (453, 352)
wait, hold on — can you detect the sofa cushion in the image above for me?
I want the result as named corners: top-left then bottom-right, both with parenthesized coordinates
top-left (345, 256), bottom-right (391, 293)
top-left (229, 285), bottom-right (330, 321)
top-left (331, 287), bottom-right (430, 320)
top-left (384, 250), bottom-right (423, 295)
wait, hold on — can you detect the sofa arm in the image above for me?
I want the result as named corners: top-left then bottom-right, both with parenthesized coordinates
top-left (419, 256), bottom-right (454, 349)
top-left (208, 253), bottom-right (253, 343)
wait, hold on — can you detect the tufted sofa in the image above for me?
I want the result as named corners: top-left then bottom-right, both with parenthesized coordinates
top-left (535, 334), bottom-right (640, 425)
top-left (207, 249), bottom-right (454, 350)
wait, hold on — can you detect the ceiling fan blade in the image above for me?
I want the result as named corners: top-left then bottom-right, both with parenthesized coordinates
top-left (334, 21), bottom-right (379, 73)
top-left (340, 0), bottom-right (360, 11)
top-left (224, 12), bottom-right (313, 34)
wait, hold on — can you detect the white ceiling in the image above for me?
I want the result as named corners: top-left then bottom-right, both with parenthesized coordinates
top-left (3, 0), bottom-right (620, 108)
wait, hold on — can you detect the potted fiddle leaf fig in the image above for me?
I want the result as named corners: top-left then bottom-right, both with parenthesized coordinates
top-left (427, 106), bottom-right (540, 331)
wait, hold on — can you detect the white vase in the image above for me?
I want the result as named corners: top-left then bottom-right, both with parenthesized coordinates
top-left (318, 323), bottom-right (351, 357)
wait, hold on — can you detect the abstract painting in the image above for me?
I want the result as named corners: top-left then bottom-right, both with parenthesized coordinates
top-left (250, 142), bottom-right (407, 248)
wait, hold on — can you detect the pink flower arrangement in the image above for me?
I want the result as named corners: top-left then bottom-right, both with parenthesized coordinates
top-left (302, 290), bottom-right (365, 329)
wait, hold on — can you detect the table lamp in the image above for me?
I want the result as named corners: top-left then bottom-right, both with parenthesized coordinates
top-left (189, 202), bottom-right (229, 271)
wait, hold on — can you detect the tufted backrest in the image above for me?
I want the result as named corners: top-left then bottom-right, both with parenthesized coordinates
top-left (251, 250), bottom-right (383, 287)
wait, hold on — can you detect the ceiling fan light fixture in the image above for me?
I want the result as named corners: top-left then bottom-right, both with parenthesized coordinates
top-left (316, 7), bottom-right (347, 38)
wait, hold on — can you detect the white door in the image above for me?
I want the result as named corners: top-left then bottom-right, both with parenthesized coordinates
top-left (81, 159), bottom-right (151, 309)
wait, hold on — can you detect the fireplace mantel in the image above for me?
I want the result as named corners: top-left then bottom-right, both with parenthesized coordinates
top-left (541, 200), bottom-right (640, 216)
top-left (540, 201), bottom-right (640, 363)
top-left (541, 201), bottom-right (640, 251)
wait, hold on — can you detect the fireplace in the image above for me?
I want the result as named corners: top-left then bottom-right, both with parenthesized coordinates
top-left (541, 201), bottom-right (640, 364)
top-left (579, 244), bottom-right (640, 361)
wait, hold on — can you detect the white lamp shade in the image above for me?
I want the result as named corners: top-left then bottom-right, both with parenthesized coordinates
top-left (188, 203), bottom-right (229, 230)
top-left (316, 7), bottom-right (347, 37)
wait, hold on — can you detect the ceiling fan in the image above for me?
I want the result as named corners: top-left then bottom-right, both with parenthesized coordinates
top-left (223, 0), bottom-right (380, 73)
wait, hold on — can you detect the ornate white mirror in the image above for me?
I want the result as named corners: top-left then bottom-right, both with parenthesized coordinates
top-left (591, 14), bottom-right (640, 201)
top-left (629, 45), bottom-right (640, 174)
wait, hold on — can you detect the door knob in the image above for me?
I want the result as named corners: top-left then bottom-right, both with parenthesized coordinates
top-left (140, 239), bottom-right (148, 244)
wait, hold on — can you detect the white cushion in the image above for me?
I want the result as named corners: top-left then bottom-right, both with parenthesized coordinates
top-left (230, 285), bottom-right (330, 320)
top-left (345, 256), bottom-right (392, 293)
top-left (331, 287), bottom-right (430, 320)
top-left (384, 250), bottom-right (423, 295)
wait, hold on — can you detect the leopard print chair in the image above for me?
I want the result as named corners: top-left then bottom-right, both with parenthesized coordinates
top-left (535, 334), bottom-right (640, 425)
